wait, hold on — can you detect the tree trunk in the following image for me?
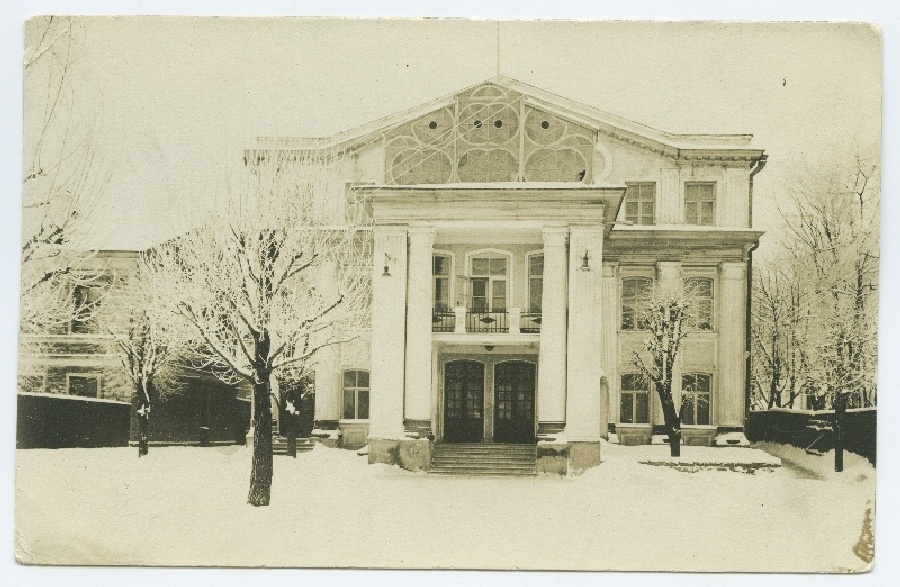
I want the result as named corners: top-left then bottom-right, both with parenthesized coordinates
top-left (834, 391), bottom-right (845, 473)
top-left (136, 381), bottom-right (150, 457)
top-left (248, 378), bottom-right (274, 506)
top-left (655, 380), bottom-right (682, 457)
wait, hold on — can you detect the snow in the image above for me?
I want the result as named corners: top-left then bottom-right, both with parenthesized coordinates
top-left (15, 443), bottom-right (874, 571)
top-left (17, 391), bottom-right (130, 405)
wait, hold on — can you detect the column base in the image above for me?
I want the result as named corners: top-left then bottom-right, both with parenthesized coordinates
top-left (368, 437), bottom-right (432, 472)
top-left (403, 419), bottom-right (433, 440)
top-left (567, 441), bottom-right (602, 474)
top-left (535, 440), bottom-right (602, 475)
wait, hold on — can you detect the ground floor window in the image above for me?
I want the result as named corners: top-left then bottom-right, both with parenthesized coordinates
top-left (620, 373), bottom-right (650, 423)
top-left (342, 370), bottom-right (370, 420)
top-left (681, 373), bottom-right (711, 425)
top-left (68, 374), bottom-right (100, 398)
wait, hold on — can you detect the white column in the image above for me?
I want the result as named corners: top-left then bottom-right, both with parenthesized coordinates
top-left (717, 262), bottom-right (747, 428)
top-left (564, 226), bottom-right (604, 441)
top-left (656, 261), bottom-right (683, 421)
top-left (404, 227), bottom-right (435, 425)
top-left (600, 263), bottom-right (619, 435)
top-left (659, 167), bottom-right (681, 224)
top-left (537, 226), bottom-right (568, 425)
top-left (368, 226), bottom-right (408, 440)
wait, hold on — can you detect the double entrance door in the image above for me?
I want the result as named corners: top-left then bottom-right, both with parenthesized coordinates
top-left (443, 359), bottom-right (536, 444)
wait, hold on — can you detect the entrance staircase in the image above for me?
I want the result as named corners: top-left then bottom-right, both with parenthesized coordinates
top-left (272, 436), bottom-right (315, 456)
top-left (430, 443), bottom-right (536, 476)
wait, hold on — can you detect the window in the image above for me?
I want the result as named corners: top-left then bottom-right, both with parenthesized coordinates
top-left (342, 370), bottom-right (370, 420)
top-left (684, 183), bottom-right (716, 226)
top-left (684, 276), bottom-right (714, 331)
top-left (621, 277), bottom-right (653, 330)
top-left (620, 374), bottom-right (650, 424)
top-left (624, 183), bottom-right (656, 225)
top-left (68, 374), bottom-right (100, 398)
top-left (528, 254), bottom-right (543, 313)
top-left (681, 373), bottom-right (711, 425)
top-left (433, 255), bottom-right (451, 310)
top-left (469, 257), bottom-right (508, 311)
top-left (70, 284), bottom-right (101, 334)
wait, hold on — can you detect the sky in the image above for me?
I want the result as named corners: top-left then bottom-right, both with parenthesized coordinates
top-left (22, 18), bottom-right (882, 254)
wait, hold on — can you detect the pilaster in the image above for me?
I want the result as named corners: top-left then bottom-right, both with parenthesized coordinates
top-left (717, 262), bottom-right (747, 428)
top-left (404, 227), bottom-right (436, 426)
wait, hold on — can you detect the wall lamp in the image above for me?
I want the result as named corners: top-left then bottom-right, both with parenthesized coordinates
top-left (579, 249), bottom-right (592, 272)
top-left (382, 253), bottom-right (393, 277)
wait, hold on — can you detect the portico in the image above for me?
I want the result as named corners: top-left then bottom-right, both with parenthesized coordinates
top-left (362, 183), bottom-right (625, 468)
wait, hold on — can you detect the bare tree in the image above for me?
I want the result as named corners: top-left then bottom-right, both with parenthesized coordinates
top-left (151, 153), bottom-right (371, 505)
top-left (21, 16), bottom-right (108, 336)
top-left (99, 255), bottom-right (188, 457)
top-left (631, 284), bottom-right (698, 457)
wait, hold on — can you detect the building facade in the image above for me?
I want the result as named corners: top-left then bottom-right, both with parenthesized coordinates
top-left (256, 78), bottom-right (766, 470)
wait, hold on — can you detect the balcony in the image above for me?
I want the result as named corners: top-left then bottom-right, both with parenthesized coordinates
top-left (432, 308), bottom-right (541, 335)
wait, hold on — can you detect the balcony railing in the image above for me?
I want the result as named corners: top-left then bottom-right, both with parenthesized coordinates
top-left (431, 307), bottom-right (542, 334)
top-left (466, 309), bottom-right (508, 333)
top-left (431, 308), bottom-right (456, 332)
top-left (520, 312), bottom-right (543, 333)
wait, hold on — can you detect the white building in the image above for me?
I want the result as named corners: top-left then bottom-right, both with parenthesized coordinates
top-left (255, 77), bottom-right (767, 473)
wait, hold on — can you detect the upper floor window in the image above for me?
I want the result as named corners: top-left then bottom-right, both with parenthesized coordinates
top-left (528, 254), bottom-right (544, 313)
top-left (620, 373), bottom-right (650, 424)
top-left (684, 183), bottom-right (716, 226)
top-left (342, 370), bottom-right (370, 420)
top-left (681, 373), bottom-right (712, 425)
top-left (684, 276), bottom-right (714, 331)
top-left (470, 257), bottom-right (508, 312)
top-left (624, 183), bottom-right (655, 225)
top-left (621, 277), bottom-right (653, 330)
top-left (433, 255), bottom-right (451, 310)
top-left (70, 284), bottom-right (101, 334)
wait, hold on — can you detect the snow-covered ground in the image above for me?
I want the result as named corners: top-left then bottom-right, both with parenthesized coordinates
top-left (15, 442), bottom-right (874, 572)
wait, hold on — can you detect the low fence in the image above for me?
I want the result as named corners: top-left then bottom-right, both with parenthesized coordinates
top-left (17, 392), bottom-right (131, 448)
top-left (745, 408), bottom-right (876, 465)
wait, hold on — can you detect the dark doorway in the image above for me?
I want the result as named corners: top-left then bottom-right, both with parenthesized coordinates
top-left (443, 360), bottom-right (485, 443)
top-left (493, 361), bottom-right (536, 444)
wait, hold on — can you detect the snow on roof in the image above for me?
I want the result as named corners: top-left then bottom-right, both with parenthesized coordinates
top-left (18, 392), bottom-right (130, 405)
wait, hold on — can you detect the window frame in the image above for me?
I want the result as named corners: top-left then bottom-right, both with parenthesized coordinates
top-left (66, 373), bottom-right (102, 398)
top-left (341, 369), bottom-right (371, 421)
top-left (432, 251), bottom-right (455, 311)
top-left (683, 182), bottom-right (717, 226)
top-left (464, 249), bottom-right (513, 312)
top-left (683, 275), bottom-right (716, 331)
top-left (526, 251), bottom-right (544, 314)
top-left (619, 373), bottom-right (651, 424)
top-left (681, 372), bottom-right (713, 426)
top-left (68, 282), bottom-right (102, 335)
top-left (620, 275), bottom-right (654, 331)
top-left (624, 182), bottom-right (657, 226)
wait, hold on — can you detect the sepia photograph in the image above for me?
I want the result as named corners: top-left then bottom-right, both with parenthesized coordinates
top-left (8, 8), bottom-right (889, 578)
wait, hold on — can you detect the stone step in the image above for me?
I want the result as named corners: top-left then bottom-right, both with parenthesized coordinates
top-left (429, 468), bottom-right (537, 477)
top-left (435, 447), bottom-right (536, 454)
top-left (432, 457), bottom-right (534, 464)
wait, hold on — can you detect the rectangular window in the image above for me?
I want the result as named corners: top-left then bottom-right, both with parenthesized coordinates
top-left (342, 370), bottom-right (370, 420)
top-left (625, 183), bottom-right (656, 225)
top-left (68, 375), bottom-right (99, 398)
top-left (684, 276), bottom-right (714, 330)
top-left (684, 183), bottom-right (716, 226)
top-left (682, 373), bottom-right (711, 425)
top-left (433, 255), bottom-right (451, 310)
top-left (71, 284), bottom-right (101, 334)
top-left (469, 256), bottom-right (508, 311)
top-left (620, 374), bottom-right (650, 423)
top-left (621, 277), bottom-right (653, 330)
top-left (528, 255), bottom-right (543, 313)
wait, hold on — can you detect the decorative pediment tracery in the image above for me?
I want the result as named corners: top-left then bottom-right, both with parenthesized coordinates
top-left (383, 84), bottom-right (596, 185)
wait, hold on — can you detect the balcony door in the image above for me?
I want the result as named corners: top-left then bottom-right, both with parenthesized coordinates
top-left (493, 361), bottom-right (536, 444)
top-left (443, 360), bottom-right (485, 443)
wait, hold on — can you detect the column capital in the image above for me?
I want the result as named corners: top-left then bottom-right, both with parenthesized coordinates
top-left (374, 225), bottom-right (409, 239)
top-left (408, 226), bottom-right (437, 243)
top-left (542, 226), bottom-right (569, 247)
top-left (601, 262), bottom-right (618, 278)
